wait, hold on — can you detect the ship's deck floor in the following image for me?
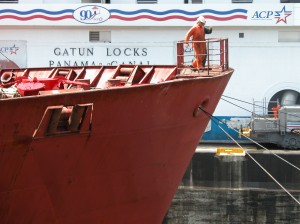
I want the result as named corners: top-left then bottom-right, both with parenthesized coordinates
top-left (178, 65), bottom-right (227, 78)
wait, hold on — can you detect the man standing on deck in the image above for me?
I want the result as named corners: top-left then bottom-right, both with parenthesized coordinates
top-left (185, 16), bottom-right (212, 69)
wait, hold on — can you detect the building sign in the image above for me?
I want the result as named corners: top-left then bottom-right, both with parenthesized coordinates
top-left (250, 5), bottom-right (292, 24)
top-left (27, 43), bottom-right (174, 68)
top-left (73, 5), bottom-right (110, 24)
top-left (0, 41), bottom-right (27, 68)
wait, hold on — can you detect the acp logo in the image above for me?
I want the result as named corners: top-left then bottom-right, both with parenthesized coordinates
top-left (0, 44), bottom-right (19, 55)
top-left (73, 5), bottom-right (110, 24)
top-left (251, 6), bottom-right (292, 24)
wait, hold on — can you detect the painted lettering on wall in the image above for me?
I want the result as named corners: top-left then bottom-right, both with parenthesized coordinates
top-left (53, 47), bottom-right (94, 56)
top-left (106, 48), bottom-right (147, 57)
top-left (252, 11), bottom-right (273, 19)
top-left (49, 60), bottom-right (150, 67)
top-left (49, 46), bottom-right (151, 67)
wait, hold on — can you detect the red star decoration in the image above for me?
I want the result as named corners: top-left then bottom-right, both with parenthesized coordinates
top-left (10, 44), bottom-right (19, 54)
top-left (274, 6), bottom-right (292, 24)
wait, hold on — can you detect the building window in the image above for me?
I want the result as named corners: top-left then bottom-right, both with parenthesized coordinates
top-left (0, 0), bottom-right (18, 3)
top-left (232, 0), bottom-right (253, 3)
top-left (137, 0), bottom-right (157, 4)
top-left (82, 0), bottom-right (107, 3)
top-left (278, 31), bottom-right (300, 42)
top-left (239, 33), bottom-right (244, 38)
top-left (184, 0), bottom-right (203, 3)
top-left (89, 31), bottom-right (111, 43)
top-left (191, 0), bottom-right (203, 3)
top-left (280, 0), bottom-right (300, 2)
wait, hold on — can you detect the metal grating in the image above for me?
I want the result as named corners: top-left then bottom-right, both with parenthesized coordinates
top-left (89, 31), bottom-right (111, 42)
top-left (89, 31), bottom-right (100, 42)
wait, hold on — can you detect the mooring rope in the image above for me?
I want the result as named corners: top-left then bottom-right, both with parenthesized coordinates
top-left (235, 128), bottom-right (300, 172)
top-left (222, 95), bottom-right (300, 123)
top-left (219, 95), bottom-right (300, 164)
top-left (206, 111), bottom-right (300, 172)
top-left (199, 107), bottom-right (300, 205)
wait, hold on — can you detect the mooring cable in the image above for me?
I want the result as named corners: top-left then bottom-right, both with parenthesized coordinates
top-left (222, 95), bottom-right (258, 107)
top-left (200, 107), bottom-right (300, 205)
top-left (202, 106), bottom-right (300, 172)
top-left (221, 97), bottom-right (254, 114)
top-left (234, 128), bottom-right (300, 172)
top-left (222, 95), bottom-right (300, 120)
top-left (221, 96), bottom-right (300, 136)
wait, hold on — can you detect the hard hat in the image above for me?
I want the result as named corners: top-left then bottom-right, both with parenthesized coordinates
top-left (197, 16), bottom-right (206, 25)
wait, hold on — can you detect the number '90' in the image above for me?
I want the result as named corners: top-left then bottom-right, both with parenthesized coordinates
top-left (80, 10), bottom-right (95, 20)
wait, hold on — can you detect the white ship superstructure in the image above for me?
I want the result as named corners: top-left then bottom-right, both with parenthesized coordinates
top-left (1, 0), bottom-right (299, 141)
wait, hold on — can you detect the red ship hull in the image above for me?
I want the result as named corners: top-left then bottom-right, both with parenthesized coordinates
top-left (0, 39), bottom-right (233, 223)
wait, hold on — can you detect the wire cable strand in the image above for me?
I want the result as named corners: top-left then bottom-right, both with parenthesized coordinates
top-left (221, 96), bottom-right (300, 136)
top-left (205, 107), bottom-right (300, 172)
top-left (222, 95), bottom-right (300, 120)
top-left (199, 107), bottom-right (300, 205)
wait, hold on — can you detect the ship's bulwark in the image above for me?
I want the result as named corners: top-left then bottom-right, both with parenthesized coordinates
top-left (0, 71), bottom-right (232, 223)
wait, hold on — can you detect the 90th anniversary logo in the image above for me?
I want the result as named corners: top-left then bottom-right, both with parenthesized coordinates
top-left (73, 5), bottom-right (110, 24)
